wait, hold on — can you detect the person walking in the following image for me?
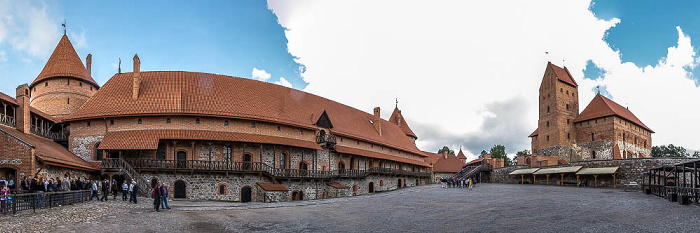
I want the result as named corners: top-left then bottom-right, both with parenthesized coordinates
top-left (90, 181), bottom-right (100, 201)
top-left (0, 184), bottom-right (9, 214)
top-left (61, 177), bottom-right (70, 192)
top-left (36, 177), bottom-right (46, 208)
top-left (111, 180), bottom-right (118, 200)
top-left (100, 179), bottom-right (109, 201)
top-left (160, 182), bottom-right (170, 210)
top-left (128, 181), bottom-right (134, 203)
top-left (152, 183), bottom-right (162, 212)
top-left (468, 178), bottom-right (473, 190)
top-left (131, 181), bottom-right (139, 204)
top-left (122, 181), bottom-right (128, 201)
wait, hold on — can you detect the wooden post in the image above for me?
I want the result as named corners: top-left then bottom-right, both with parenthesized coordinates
top-left (546, 174), bottom-right (550, 185)
top-left (561, 173), bottom-right (564, 186)
top-left (521, 175), bottom-right (524, 184)
top-left (594, 175), bottom-right (598, 188)
top-left (577, 175), bottom-right (580, 187)
top-left (613, 173), bottom-right (616, 189)
top-left (533, 174), bottom-right (536, 185)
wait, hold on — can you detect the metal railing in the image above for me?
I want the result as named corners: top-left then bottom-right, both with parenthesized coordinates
top-left (1, 190), bottom-right (91, 215)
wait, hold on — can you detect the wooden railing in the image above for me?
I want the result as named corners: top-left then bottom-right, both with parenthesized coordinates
top-left (115, 159), bottom-right (431, 179)
top-left (30, 127), bottom-right (67, 140)
top-left (316, 134), bottom-right (337, 147)
top-left (451, 164), bottom-right (491, 180)
top-left (0, 115), bottom-right (14, 127)
top-left (100, 158), bottom-right (150, 196)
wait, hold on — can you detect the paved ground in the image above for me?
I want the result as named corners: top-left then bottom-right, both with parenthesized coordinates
top-left (6, 183), bottom-right (700, 232)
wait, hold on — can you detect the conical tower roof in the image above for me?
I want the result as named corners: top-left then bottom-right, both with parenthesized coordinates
top-left (31, 35), bottom-right (98, 88)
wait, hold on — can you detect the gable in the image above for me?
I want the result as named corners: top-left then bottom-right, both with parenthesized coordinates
top-left (315, 110), bottom-right (333, 129)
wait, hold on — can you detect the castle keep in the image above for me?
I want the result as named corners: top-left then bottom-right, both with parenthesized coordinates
top-left (520, 62), bottom-right (653, 167)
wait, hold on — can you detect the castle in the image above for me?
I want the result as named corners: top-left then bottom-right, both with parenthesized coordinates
top-left (519, 62), bottom-right (653, 167)
top-left (0, 34), bottom-right (433, 202)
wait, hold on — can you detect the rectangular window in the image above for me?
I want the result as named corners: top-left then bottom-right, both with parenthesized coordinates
top-left (166, 118), bottom-right (171, 124)
top-left (110, 120), bottom-right (114, 125)
top-left (87, 121), bottom-right (91, 127)
top-left (591, 133), bottom-right (595, 141)
top-left (251, 123), bottom-right (255, 128)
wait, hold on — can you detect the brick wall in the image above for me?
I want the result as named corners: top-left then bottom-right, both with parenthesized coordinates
top-left (30, 78), bottom-right (97, 118)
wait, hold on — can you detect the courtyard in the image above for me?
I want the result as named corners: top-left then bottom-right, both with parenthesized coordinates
top-left (7, 183), bottom-right (700, 232)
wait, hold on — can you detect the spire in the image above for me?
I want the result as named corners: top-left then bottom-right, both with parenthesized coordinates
top-left (31, 34), bottom-right (98, 89)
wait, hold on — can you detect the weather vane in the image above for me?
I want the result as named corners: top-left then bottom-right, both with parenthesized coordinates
top-left (596, 85), bottom-right (600, 94)
top-left (395, 98), bottom-right (398, 108)
top-left (118, 58), bottom-right (122, 73)
top-left (62, 19), bottom-right (66, 35)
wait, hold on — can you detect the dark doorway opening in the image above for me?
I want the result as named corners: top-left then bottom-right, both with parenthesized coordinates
top-left (241, 186), bottom-right (252, 202)
top-left (398, 179), bottom-right (402, 188)
top-left (368, 182), bottom-right (375, 193)
top-left (174, 180), bottom-right (186, 198)
top-left (243, 154), bottom-right (252, 170)
top-left (177, 151), bottom-right (187, 169)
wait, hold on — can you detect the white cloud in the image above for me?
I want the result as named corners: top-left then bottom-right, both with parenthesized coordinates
top-left (0, 0), bottom-right (61, 58)
top-left (251, 67), bottom-right (272, 81)
top-left (68, 26), bottom-right (88, 49)
top-left (268, 0), bottom-right (700, 160)
top-left (274, 77), bottom-right (293, 88)
top-left (0, 50), bottom-right (6, 63)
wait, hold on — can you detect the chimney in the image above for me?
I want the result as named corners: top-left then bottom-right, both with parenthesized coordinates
top-left (15, 84), bottom-right (31, 134)
top-left (373, 107), bottom-right (381, 136)
top-left (86, 54), bottom-right (92, 76)
top-left (132, 54), bottom-right (140, 100)
top-left (443, 151), bottom-right (447, 159)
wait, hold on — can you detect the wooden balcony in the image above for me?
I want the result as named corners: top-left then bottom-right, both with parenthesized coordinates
top-left (338, 169), bottom-right (366, 178)
top-left (0, 115), bottom-right (15, 127)
top-left (30, 127), bottom-right (67, 141)
top-left (316, 134), bottom-right (337, 148)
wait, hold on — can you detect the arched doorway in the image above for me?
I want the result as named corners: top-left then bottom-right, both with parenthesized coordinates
top-left (352, 184), bottom-right (358, 196)
top-left (174, 180), bottom-right (186, 198)
top-left (176, 151), bottom-right (187, 169)
top-left (243, 154), bottom-right (252, 170)
top-left (150, 178), bottom-right (158, 189)
top-left (0, 167), bottom-right (17, 191)
top-left (525, 157), bottom-right (531, 165)
top-left (291, 190), bottom-right (304, 201)
top-left (241, 186), bottom-right (252, 203)
top-left (368, 182), bottom-right (375, 193)
top-left (397, 179), bottom-right (402, 188)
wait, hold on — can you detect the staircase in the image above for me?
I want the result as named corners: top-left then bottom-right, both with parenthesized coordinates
top-left (451, 164), bottom-right (491, 181)
top-left (101, 158), bottom-right (151, 196)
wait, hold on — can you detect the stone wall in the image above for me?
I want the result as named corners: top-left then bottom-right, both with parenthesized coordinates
top-left (489, 158), bottom-right (698, 188)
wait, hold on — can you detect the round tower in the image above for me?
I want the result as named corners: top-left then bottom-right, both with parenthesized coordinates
top-left (29, 35), bottom-right (99, 119)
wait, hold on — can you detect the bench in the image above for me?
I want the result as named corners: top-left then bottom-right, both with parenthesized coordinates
top-left (623, 182), bottom-right (640, 192)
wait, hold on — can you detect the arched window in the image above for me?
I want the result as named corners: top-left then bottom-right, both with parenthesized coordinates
top-left (156, 144), bottom-right (166, 160)
top-left (223, 146), bottom-right (232, 162)
top-left (95, 143), bottom-right (103, 161)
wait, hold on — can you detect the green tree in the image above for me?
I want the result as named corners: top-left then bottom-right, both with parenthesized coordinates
top-left (437, 146), bottom-right (454, 155)
top-left (479, 150), bottom-right (488, 158)
top-left (693, 151), bottom-right (700, 158)
top-left (652, 144), bottom-right (690, 158)
top-left (489, 144), bottom-right (511, 166)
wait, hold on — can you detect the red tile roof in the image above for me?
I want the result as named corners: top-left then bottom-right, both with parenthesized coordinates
top-left (574, 94), bottom-right (653, 132)
top-left (548, 62), bottom-right (577, 87)
top-left (327, 182), bottom-right (350, 189)
top-left (67, 71), bottom-right (424, 157)
top-left (31, 35), bottom-right (98, 89)
top-left (529, 128), bottom-right (538, 137)
top-left (456, 149), bottom-right (466, 159)
top-left (335, 146), bottom-right (429, 167)
top-left (98, 130), bottom-right (322, 150)
top-left (389, 107), bottom-right (417, 139)
top-left (422, 151), bottom-right (463, 173)
top-left (256, 182), bottom-right (288, 191)
top-left (0, 125), bottom-right (96, 171)
top-left (465, 158), bottom-right (484, 166)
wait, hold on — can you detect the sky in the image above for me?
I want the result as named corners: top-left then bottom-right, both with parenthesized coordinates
top-left (1, 0), bottom-right (700, 161)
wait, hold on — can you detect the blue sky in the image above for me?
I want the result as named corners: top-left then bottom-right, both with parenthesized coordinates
top-left (2, 0), bottom-right (700, 156)
top-left (0, 0), bottom-right (304, 96)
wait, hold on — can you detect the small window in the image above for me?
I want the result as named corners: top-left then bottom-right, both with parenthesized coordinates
top-left (79, 82), bottom-right (82, 87)
top-left (67, 98), bottom-right (70, 104)
top-left (572, 93), bottom-right (575, 97)
top-left (90, 86), bottom-right (93, 91)
top-left (33, 88), bottom-right (36, 92)
top-left (591, 133), bottom-right (595, 141)
top-left (138, 118), bottom-right (142, 124)
top-left (251, 123), bottom-right (255, 128)
top-left (196, 118), bottom-right (200, 124)
top-left (340, 137), bottom-right (343, 142)
top-left (224, 120), bottom-right (229, 126)
top-left (166, 118), bottom-right (171, 124)
top-left (546, 135), bottom-right (549, 141)
top-left (547, 106), bottom-right (550, 113)
top-left (567, 133), bottom-right (570, 139)
top-left (67, 79), bottom-right (70, 85)
top-left (567, 119), bottom-right (570, 124)
top-left (566, 104), bottom-right (569, 110)
top-left (357, 141), bottom-right (360, 145)
top-left (380, 180), bottom-right (384, 186)
top-left (218, 185), bottom-right (226, 195)
top-left (299, 129), bottom-right (303, 135)
top-left (592, 151), bottom-right (596, 159)
top-left (560, 88), bottom-right (562, 93)
top-left (45, 82), bottom-right (48, 87)
top-left (110, 120), bottom-right (114, 125)
top-left (566, 90), bottom-right (569, 95)
top-left (87, 121), bottom-right (91, 127)
top-left (277, 126), bottom-right (281, 131)
top-left (595, 119), bottom-right (598, 123)
top-left (546, 121), bottom-right (549, 127)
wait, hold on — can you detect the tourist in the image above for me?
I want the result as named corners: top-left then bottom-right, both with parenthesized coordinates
top-left (468, 178), bottom-right (473, 190)
top-left (90, 180), bottom-right (100, 201)
top-left (36, 177), bottom-right (45, 208)
top-left (131, 181), bottom-right (139, 204)
top-left (152, 183), bottom-right (162, 212)
top-left (100, 179), bottom-right (109, 201)
top-left (48, 179), bottom-right (57, 192)
top-left (20, 176), bottom-right (29, 193)
top-left (128, 180), bottom-right (135, 203)
top-left (29, 176), bottom-right (37, 193)
top-left (0, 184), bottom-right (9, 214)
top-left (122, 181), bottom-right (128, 201)
top-left (160, 182), bottom-right (170, 210)
top-left (7, 178), bottom-right (15, 191)
top-left (62, 177), bottom-right (70, 192)
top-left (111, 180), bottom-right (118, 200)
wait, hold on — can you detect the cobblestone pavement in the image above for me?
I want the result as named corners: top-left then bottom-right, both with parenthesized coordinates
top-left (6, 184), bottom-right (700, 232)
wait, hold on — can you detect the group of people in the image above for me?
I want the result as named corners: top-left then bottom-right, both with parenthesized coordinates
top-left (151, 182), bottom-right (170, 212)
top-left (440, 177), bottom-right (474, 190)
